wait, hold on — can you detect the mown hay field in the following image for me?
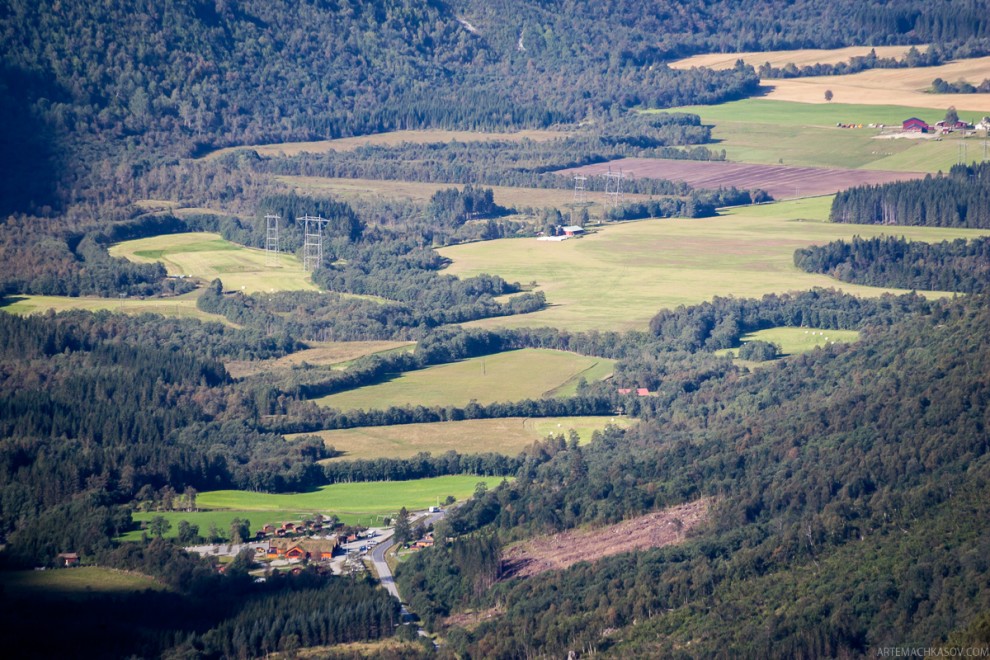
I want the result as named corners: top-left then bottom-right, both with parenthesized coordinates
top-left (203, 128), bottom-right (568, 160)
top-left (669, 45), bottom-right (921, 71)
top-left (296, 415), bottom-right (632, 462)
top-left (109, 232), bottom-right (317, 293)
top-left (763, 55), bottom-right (990, 112)
top-left (441, 197), bottom-right (990, 332)
top-left (314, 348), bottom-right (614, 410)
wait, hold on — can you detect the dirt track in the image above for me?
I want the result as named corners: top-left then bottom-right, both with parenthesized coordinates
top-left (558, 158), bottom-right (926, 200)
top-left (501, 499), bottom-right (711, 579)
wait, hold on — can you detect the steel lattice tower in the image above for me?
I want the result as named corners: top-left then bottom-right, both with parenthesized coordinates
top-left (265, 214), bottom-right (280, 267)
top-left (301, 214), bottom-right (328, 272)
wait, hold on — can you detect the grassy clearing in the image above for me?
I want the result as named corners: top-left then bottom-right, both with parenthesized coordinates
top-left (203, 129), bottom-right (569, 160)
top-left (277, 175), bottom-right (643, 217)
top-left (440, 196), bottom-right (990, 332)
top-left (663, 99), bottom-right (986, 171)
top-left (762, 55), bottom-right (990, 112)
top-left (226, 340), bottom-right (414, 379)
top-left (109, 232), bottom-right (317, 294)
top-left (0, 290), bottom-right (229, 324)
top-left (296, 416), bottom-right (633, 462)
top-left (197, 475), bottom-right (505, 514)
top-left (670, 45), bottom-right (921, 71)
top-left (314, 348), bottom-right (614, 410)
top-left (715, 326), bottom-right (860, 359)
top-left (0, 567), bottom-right (167, 597)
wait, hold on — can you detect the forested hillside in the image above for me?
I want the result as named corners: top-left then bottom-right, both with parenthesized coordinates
top-left (404, 294), bottom-right (990, 657)
top-left (5, 0), bottom-right (989, 214)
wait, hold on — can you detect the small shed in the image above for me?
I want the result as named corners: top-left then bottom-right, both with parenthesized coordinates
top-left (56, 553), bottom-right (80, 567)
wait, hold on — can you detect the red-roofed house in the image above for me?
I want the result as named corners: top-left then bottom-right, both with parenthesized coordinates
top-left (636, 388), bottom-right (650, 396)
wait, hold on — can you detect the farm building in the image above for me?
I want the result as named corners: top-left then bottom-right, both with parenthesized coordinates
top-left (561, 225), bottom-right (585, 237)
top-left (267, 536), bottom-right (339, 562)
top-left (902, 118), bottom-right (930, 132)
top-left (56, 552), bottom-right (80, 567)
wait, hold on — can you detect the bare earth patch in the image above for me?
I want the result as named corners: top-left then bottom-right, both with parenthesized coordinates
top-left (558, 158), bottom-right (925, 200)
top-left (501, 499), bottom-right (711, 579)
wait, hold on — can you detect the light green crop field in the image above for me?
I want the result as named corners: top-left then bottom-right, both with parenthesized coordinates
top-left (440, 196), bottom-right (990, 333)
top-left (314, 348), bottom-right (614, 410)
top-left (0, 290), bottom-right (229, 323)
top-left (729, 326), bottom-right (861, 357)
top-left (122, 475), bottom-right (506, 540)
top-left (295, 415), bottom-right (633, 461)
top-left (197, 475), bottom-right (505, 514)
top-left (109, 232), bottom-right (317, 293)
top-left (0, 567), bottom-right (167, 597)
top-left (663, 99), bottom-right (987, 172)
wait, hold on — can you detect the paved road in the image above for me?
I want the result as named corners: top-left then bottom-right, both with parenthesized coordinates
top-left (371, 510), bottom-right (446, 620)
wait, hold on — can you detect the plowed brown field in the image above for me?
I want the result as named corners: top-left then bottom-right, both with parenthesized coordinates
top-left (557, 158), bottom-right (926, 200)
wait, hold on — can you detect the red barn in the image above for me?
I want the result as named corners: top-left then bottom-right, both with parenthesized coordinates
top-left (902, 118), bottom-right (930, 133)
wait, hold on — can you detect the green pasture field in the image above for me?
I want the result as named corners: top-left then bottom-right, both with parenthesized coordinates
top-left (295, 415), bottom-right (633, 462)
top-left (440, 196), bottom-right (990, 333)
top-left (109, 232), bottom-right (317, 294)
top-left (0, 290), bottom-right (229, 323)
top-left (314, 348), bottom-right (614, 410)
top-left (0, 567), bottom-right (167, 598)
top-left (663, 99), bottom-right (987, 172)
top-left (226, 340), bottom-right (414, 379)
top-left (123, 475), bottom-right (506, 540)
top-left (197, 475), bottom-right (504, 515)
top-left (715, 326), bottom-right (861, 359)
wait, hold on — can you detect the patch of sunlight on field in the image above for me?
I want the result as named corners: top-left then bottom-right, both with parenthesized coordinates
top-left (0, 567), bottom-right (167, 597)
top-left (440, 197), bottom-right (990, 333)
top-left (315, 349), bottom-right (614, 410)
top-left (294, 416), bottom-right (632, 462)
top-left (0, 291), bottom-right (229, 324)
top-left (109, 232), bottom-right (317, 293)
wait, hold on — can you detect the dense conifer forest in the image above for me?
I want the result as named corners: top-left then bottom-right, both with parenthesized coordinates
top-left (3, 0), bottom-right (990, 657)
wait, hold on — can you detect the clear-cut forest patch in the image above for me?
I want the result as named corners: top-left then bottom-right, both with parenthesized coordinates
top-left (501, 499), bottom-right (711, 579)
